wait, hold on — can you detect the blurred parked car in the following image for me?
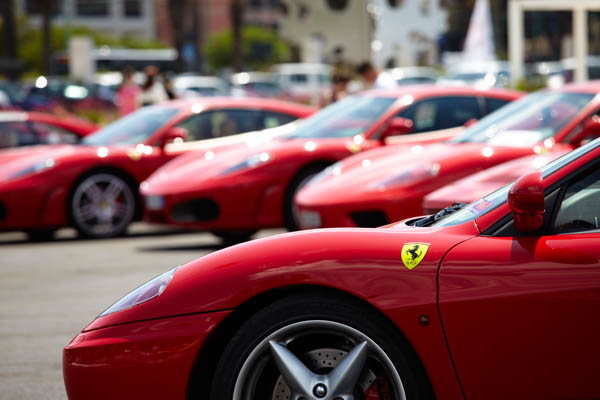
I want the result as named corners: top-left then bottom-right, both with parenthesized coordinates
top-left (387, 67), bottom-right (440, 85)
top-left (422, 148), bottom-right (571, 213)
top-left (439, 61), bottom-right (511, 88)
top-left (0, 111), bottom-right (97, 149)
top-left (0, 98), bottom-right (314, 240)
top-left (65, 137), bottom-right (600, 400)
top-left (141, 85), bottom-right (522, 242)
top-left (172, 74), bottom-right (229, 98)
top-left (230, 72), bottom-right (283, 98)
top-left (272, 63), bottom-right (332, 104)
top-left (294, 82), bottom-right (600, 229)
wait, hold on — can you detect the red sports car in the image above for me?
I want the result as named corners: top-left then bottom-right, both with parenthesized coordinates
top-left (295, 83), bottom-right (600, 229)
top-left (422, 147), bottom-right (571, 214)
top-left (0, 98), bottom-right (314, 239)
top-left (0, 111), bottom-right (97, 149)
top-left (141, 86), bottom-right (522, 240)
top-left (64, 137), bottom-right (600, 399)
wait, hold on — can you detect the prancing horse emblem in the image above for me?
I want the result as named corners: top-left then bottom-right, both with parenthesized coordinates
top-left (401, 243), bottom-right (430, 270)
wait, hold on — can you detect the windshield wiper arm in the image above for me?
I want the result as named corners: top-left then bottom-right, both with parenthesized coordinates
top-left (413, 202), bottom-right (467, 227)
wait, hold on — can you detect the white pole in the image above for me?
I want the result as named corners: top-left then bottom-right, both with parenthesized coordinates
top-left (508, 0), bottom-right (525, 85)
top-left (573, 5), bottom-right (588, 82)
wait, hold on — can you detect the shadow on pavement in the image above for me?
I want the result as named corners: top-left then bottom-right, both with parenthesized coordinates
top-left (136, 242), bottom-right (225, 252)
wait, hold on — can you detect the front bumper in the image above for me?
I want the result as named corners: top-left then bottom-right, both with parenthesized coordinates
top-left (63, 310), bottom-right (230, 400)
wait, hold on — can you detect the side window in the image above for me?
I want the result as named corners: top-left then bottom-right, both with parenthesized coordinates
top-left (397, 96), bottom-right (481, 133)
top-left (30, 122), bottom-right (80, 144)
top-left (178, 109), bottom-right (262, 142)
top-left (554, 168), bottom-right (600, 234)
top-left (0, 121), bottom-right (32, 148)
top-left (484, 98), bottom-right (511, 115)
top-left (261, 111), bottom-right (297, 129)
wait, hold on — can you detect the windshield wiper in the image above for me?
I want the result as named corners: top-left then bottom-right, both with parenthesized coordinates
top-left (413, 202), bottom-right (467, 227)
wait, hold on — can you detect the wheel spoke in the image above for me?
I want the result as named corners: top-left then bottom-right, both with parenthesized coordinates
top-left (85, 183), bottom-right (103, 201)
top-left (328, 341), bottom-right (368, 397)
top-left (112, 202), bottom-right (127, 218)
top-left (269, 341), bottom-right (317, 397)
top-left (104, 179), bottom-right (123, 201)
top-left (77, 203), bottom-right (97, 221)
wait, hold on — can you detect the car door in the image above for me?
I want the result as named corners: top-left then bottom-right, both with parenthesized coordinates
top-left (438, 166), bottom-right (600, 399)
top-left (387, 96), bottom-right (482, 145)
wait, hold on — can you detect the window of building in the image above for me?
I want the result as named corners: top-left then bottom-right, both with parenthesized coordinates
top-left (26, 0), bottom-right (63, 16)
top-left (76, 0), bottom-right (109, 17)
top-left (124, 0), bottom-right (142, 17)
top-left (326, 0), bottom-right (348, 11)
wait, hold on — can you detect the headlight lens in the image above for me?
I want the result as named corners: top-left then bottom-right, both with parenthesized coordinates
top-left (220, 152), bottom-right (271, 175)
top-left (10, 158), bottom-right (55, 180)
top-left (99, 267), bottom-right (177, 317)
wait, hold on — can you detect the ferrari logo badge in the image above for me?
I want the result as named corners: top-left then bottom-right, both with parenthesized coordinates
top-left (346, 143), bottom-right (361, 153)
top-left (127, 149), bottom-right (141, 161)
top-left (401, 243), bottom-right (429, 270)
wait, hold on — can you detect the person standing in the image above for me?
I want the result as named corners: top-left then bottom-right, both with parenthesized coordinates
top-left (116, 67), bottom-right (140, 117)
top-left (138, 65), bottom-right (168, 106)
top-left (356, 61), bottom-right (396, 91)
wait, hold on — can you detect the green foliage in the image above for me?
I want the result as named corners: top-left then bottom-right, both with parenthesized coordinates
top-left (205, 25), bottom-right (291, 72)
top-left (4, 17), bottom-right (167, 76)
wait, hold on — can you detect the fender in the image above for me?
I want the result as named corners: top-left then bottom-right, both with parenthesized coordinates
top-left (87, 223), bottom-right (478, 399)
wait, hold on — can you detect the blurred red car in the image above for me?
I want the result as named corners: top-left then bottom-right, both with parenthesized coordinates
top-left (64, 138), bottom-right (600, 400)
top-left (422, 148), bottom-right (571, 214)
top-left (0, 111), bottom-right (97, 149)
top-left (0, 98), bottom-right (313, 239)
top-left (295, 82), bottom-right (600, 229)
top-left (141, 86), bottom-right (522, 241)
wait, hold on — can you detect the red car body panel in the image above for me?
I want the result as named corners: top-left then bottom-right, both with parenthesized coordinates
top-left (295, 83), bottom-right (600, 228)
top-left (141, 86), bottom-right (522, 229)
top-left (64, 140), bottom-right (600, 399)
top-left (0, 98), bottom-right (314, 232)
top-left (422, 146), bottom-right (571, 213)
top-left (25, 111), bottom-right (98, 137)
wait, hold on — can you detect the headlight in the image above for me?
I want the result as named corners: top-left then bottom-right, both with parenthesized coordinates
top-left (220, 152), bottom-right (271, 175)
top-left (99, 267), bottom-right (177, 317)
top-left (370, 163), bottom-right (440, 190)
top-left (10, 158), bottom-right (55, 180)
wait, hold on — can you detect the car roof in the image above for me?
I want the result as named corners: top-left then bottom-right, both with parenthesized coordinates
top-left (558, 80), bottom-right (600, 94)
top-left (363, 84), bottom-right (522, 99)
top-left (162, 97), bottom-right (315, 113)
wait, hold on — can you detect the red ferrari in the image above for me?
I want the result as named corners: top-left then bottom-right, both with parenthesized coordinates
top-left (64, 137), bottom-right (600, 399)
top-left (422, 147), bottom-right (571, 214)
top-left (141, 86), bottom-right (522, 240)
top-left (0, 98), bottom-right (313, 239)
top-left (295, 82), bottom-right (600, 229)
top-left (0, 111), bottom-right (97, 149)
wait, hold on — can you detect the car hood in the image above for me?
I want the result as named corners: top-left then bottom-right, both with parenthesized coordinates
top-left (423, 145), bottom-right (572, 211)
top-left (84, 221), bottom-right (479, 331)
top-left (142, 135), bottom-right (362, 193)
top-left (297, 142), bottom-right (540, 206)
top-left (0, 144), bottom-right (78, 181)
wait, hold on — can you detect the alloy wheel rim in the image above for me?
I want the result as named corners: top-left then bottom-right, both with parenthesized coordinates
top-left (233, 320), bottom-right (406, 400)
top-left (72, 174), bottom-right (135, 236)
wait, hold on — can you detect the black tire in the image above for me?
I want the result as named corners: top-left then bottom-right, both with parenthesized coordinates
top-left (211, 230), bottom-right (257, 245)
top-left (209, 294), bottom-right (433, 400)
top-left (69, 172), bottom-right (136, 238)
top-left (283, 167), bottom-right (325, 231)
top-left (25, 229), bottom-right (56, 242)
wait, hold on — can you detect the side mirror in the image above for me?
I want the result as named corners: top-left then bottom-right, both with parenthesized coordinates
top-left (463, 118), bottom-right (477, 128)
top-left (577, 115), bottom-right (600, 145)
top-left (161, 127), bottom-right (187, 148)
top-left (379, 117), bottom-right (413, 143)
top-left (508, 170), bottom-right (545, 232)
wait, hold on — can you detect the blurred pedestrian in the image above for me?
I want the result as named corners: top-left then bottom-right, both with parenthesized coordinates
top-left (320, 71), bottom-right (350, 106)
top-left (138, 65), bottom-right (168, 106)
top-left (162, 72), bottom-right (177, 100)
top-left (356, 61), bottom-right (396, 91)
top-left (116, 67), bottom-right (140, 117)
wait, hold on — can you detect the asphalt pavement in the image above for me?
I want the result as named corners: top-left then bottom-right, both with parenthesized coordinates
top-left (0, 224), bottom-right (285, 400)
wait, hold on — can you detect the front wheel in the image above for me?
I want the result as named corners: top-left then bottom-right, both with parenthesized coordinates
top-left (284, 168), bottom-right (324, 231)
top-left (209, 295), bottom-right (433, 400)
top-left (70, 173), bottom-right (136, 238)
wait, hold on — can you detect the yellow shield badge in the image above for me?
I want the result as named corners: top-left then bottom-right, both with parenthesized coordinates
top-left (401, 243), bottom-right (430, 270)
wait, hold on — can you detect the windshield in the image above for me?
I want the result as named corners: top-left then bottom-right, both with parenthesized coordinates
top-left (82, 106), bottom-right (179, 146)
top-left (286, 95), bottom-right (396, 139)
top-left (433, 137), bottom-right (600, 228)
top-left (451, 91), bottom-right (594, 147)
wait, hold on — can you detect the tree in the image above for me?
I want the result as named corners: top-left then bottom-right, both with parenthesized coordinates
top-left (230, 0), bottom-right (245, 72)
top-left (205, 25), bottom-right (291, 72)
